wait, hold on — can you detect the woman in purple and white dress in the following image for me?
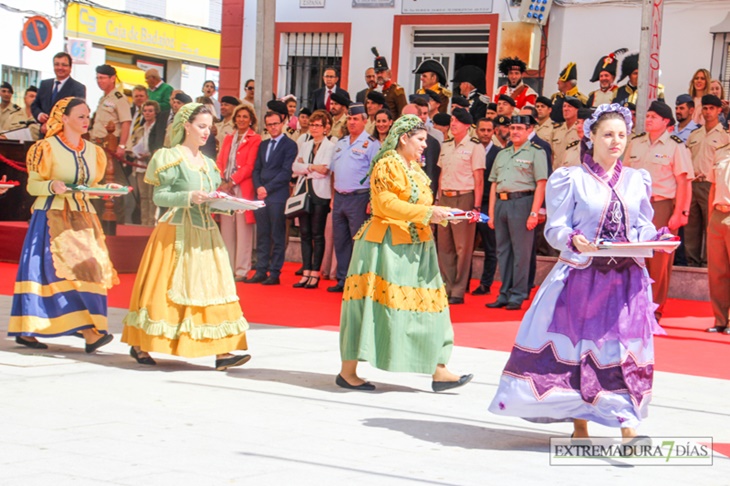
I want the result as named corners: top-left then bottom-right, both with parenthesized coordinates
top-left (489, 104), bottom-right (673, 441)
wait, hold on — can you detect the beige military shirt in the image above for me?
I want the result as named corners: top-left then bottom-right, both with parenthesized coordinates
top-left (535, 119), bottom-right (554, 146)
top-left (552, 121), bottom-right (581, 165)
top-left (491, 134), bottom-right (505, 149)
top-left (215, 118), bottom-right (235, 148)
top-left (558, 139), bottom-right (581, 169)
top-left (686, 123), bottom-right (730, 180)
top-left (90, 89), bottom-right (132, 139)
top-left (489, 141), bottom-right (549, 193)
top-left (587, 87), bottom-right (617, 107)
top-left (708, 142), bottom-right (730, 206)
top-left (364, 118), bottom-right (376, 138)
top-left (623, 130), bottom-right (694, 199)
top-left (331, 114), bottom-right (346, 139)
top-left (0, 103), bottom-right (22, 131)
top-left (438, 136), bottom-right (486, 191)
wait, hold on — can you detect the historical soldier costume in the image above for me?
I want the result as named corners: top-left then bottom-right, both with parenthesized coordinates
top-left (586, 49), bottom-right (626, 108)
top-left (550, 62), bottom-right (587, 124)
top-left (494, 57), bottom-right (537, 109)
top-left (614, 53), bottom-right (665, 107)
top-left (371, 47), bottom-right (407, 118)
top-left (414, 59), bottom-right (452, 114)
top-left (452, 65), bottom-right (488, 122)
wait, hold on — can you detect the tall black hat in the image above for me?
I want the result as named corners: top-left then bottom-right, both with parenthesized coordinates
top-left (619, 53), bottom-right (639, 83)
top-left (590, 48), bottom-right (627, 83)
top-left (451, 65), bottom-right (486, 94)
top-left (413, 59), bottom-right (447, 86)
top-left (558, 62), bottom-right (578, 83)
top-left (372, 47), bottom-right (389, 73)
top-left (498, 57), bottom-right (527, 76)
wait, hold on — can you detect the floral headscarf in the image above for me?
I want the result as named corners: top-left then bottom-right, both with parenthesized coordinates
top-left (170, 102), bottom-right (203, 147)
top-left (44, 97), bottom-right (75, 138)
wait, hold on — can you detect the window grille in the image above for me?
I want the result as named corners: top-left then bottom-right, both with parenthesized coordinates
top-left (280, 32), bottom-right (343, 108)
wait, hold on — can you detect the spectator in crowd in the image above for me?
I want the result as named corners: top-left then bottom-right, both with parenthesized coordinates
top-left (534, 95), bottom-right (554, 144)
top-left (586, 49), bottom-right (624, 107)
top-left (0, 82), bottom-right (22, 131)
top-left (494, 57), bottom-right (537, 109)
top-left (689, 68), bottom-right (711, 125)
top-left (411, 95), bottom-right (442, 143)
top-left (217, 104), bottom-right (261, 281)
top-left (371, 109), bottom-right (393, 143)
top-left (624, 101), bottom-right (693, 321)
top-left (5, 86), bottom-right (40, 140)
top-left (310, 66), bottom-right (350, 112)
top-left (558, 108), bottom-right (591, 169)
top-left (552, 96), bottom-right (582, 169)
top-left (164, 91), bottom-right (192, 148)
top-left (293, 107), bottom-right (312, 146)
top-left (129, 100), bottom-right (161, 227)
top-left (355, 67), bottom-right (377, 104)
top-left (414, 59), bottom-right (451, 113)
top-left (614, 53), bottom-right (665, 107)
top-left (328, 103), bottom-right (380, 292)
top-left (473, 117), bottom-right (500, 296)
top-left (291, 110), bottom-right (336, 289)
top-left (365, 90), bottom-right (386, 135)
top-left (437, 108), bottom-right (486, 304)
top-left (215, 95), bottom-right (241, 149)
top-left (31, 52), bottom-right (86, 135)
top-left (496, 94), bottom-right (517, 117)
top-left (371, 47), bottom-right (407, 117)
top-left (432, 113), bottom-right (451, 140)
top-left (243, 79), bottom-right (255, 107)
top-left (202, 80), bottom-right (220, 117)
top-left (492, 114), bottom-right (511, 149)
top-left (145, 68), bottom-right (173, 112)
top-left (550, 62), bottom-right (587, 123)
top-left (709, 79), bottom-right (729, 127)
top-left (674, 94), bottom-right (698, 143)
top-left (282, 95), bottom-right (299, 133)
top-left (451, 95), bottom-right (470, 113)
top-left (246, 106), bottom-right (298, 285)
top-left (329, 91), bottom-right (350, 140)
top-left (452, 65), bottom-right (488, 121)
top-left (486, 102), bottom-right (498, 119)
top-left (130, 85), bottom-right (149, 135)
top-left (686, 94), bottom-right (730, 268)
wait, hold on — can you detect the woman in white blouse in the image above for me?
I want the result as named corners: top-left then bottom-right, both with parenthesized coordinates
top-left (291, 110), bottom-right (336, 289)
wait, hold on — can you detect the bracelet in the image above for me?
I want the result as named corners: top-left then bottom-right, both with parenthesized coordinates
top-left (529, 212), bottom-right (538, 217)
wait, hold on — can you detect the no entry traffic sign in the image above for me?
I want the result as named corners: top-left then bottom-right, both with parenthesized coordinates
top-left (22, 16), bottom-right (52, 51)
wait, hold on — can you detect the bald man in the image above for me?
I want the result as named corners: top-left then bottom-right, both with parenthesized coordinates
top-left (145, 68), bottom-right (173, 112)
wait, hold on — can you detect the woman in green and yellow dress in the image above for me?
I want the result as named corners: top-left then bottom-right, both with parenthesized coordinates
top-left (9, 97), bottom-right (119, 352)
top-left (337, 114), bottom-right (473, 392)
top-left (122, 103), bottom-right (250, 370)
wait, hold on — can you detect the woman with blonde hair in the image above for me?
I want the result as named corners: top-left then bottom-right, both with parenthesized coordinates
top-left (689, 68), bottom-right (711, 125)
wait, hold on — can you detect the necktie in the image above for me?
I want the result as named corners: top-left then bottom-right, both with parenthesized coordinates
top-left (266, 139), bottom-right (277, 162)
top-left (51, 80), bottom-right (61, 103)
top-left (133, 110), bottom-right (144, 133)
top-left (325, 90), bottom-right (332, 112)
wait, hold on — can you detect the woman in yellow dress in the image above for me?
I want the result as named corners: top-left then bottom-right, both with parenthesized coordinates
top-left (9, 97), bottom-right (119, 352)
top-left (122, 103), bottom-right (251, 370)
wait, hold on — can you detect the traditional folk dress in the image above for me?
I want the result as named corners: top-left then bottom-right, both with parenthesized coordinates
top-left (339, 150), bottom-right (453, 373)
top-left (122, 146), bottom-right (248, 357)
top-left (489, 157), bottom-right (666, 429)
top-left (9, 134), bottom-right (118, 338)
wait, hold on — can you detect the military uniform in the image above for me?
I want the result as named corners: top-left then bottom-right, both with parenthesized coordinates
top-left (551, 121), bottom-right (581, 167)
top-left (437, 136), bottom-right (486, 301)
top-left (331, 114), bottom-right (347, 140)
top-left (535, 119), bottom-right (554, 146)
top-left (380, 80), bottom-right (406, 118)
top-left (624, 130), bottom-right (694, 319)
top-left (550, 88), bottom-right (588, 124)
top-left (488, 141), bottom-right (548, 307)
top-left (0, 102), bottom-right (22, 131)
top-left (707, 142), bottom-right (730, 331)
top-left (215, 118), bottom-right (235, 149)
top-left (586, 87), bottom-right (618, 107)
top-left (5, 109), bottom-right (40, 140)
top-left (685, 123), bottom-right (730, 267)
top-left (614, 83), bottom-right (665, 107)
top-left (559, 139), bottom-right (581, 169)
top-left (417, 84), bottom-right (451, 114)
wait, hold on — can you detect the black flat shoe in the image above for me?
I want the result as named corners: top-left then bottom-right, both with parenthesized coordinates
top-left (486, 301), bottom-right (508, 308)
top-left (304, 276), bottom-right (320, 289)
top-left (448, 297), bottom-right (464, 305)
top-left (15, 336), bottom-right (48, 350)
top-left (505, 302), bottom-right (522, 311)
top-left (215, 354), bottom-right (251, 371)
top-left (471, 285), bottom-right (491, 295)
top-left (85, 334), bottom-right (114, 353)
top-left (243, 273), bottom-right (267, 284)
top-left (432, 374), bottom-right (473, 392)
top-left (705, 326), bottom-right (727, 333)
top-left (327, 284), bottom-right (344, 293)
top-left (336, 374), bottom-right (375, 391)
top-left (130, 347), bottom-right (156, 365)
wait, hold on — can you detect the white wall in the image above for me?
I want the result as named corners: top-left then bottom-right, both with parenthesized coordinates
top-left (545, 2), bottom-right (726, 104)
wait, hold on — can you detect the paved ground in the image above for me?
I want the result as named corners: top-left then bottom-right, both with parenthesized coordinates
top-left (1, 296), bottom-right (729, 485)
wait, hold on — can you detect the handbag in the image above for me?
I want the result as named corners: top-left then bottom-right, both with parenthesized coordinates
top-left (285, 175), bottom-right (311, 219)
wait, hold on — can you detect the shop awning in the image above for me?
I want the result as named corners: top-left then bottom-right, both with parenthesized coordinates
top-left (108, 63), bottom-right (147, 91)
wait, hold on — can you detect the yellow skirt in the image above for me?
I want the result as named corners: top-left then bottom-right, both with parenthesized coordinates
top-left (122, 222), bottom-right (248, 357)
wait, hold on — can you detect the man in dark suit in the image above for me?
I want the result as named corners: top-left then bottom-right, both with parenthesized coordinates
top-left (246, 103), bottom-right (298, 285)
top-left (355, 67), bottom-right (377, 104)
top-left (403, 103), bottom-right (440, 196)
top-left (309, 66), bottom-right (350, 112)
top-left (31, 52), bottom-right (86, 133)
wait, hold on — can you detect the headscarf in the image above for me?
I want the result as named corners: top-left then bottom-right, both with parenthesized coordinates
top-left (363, 114), bottom-right (426, 182)
top-left (170, 102), bottom-right (203, 147)
top-left (45, 97), bottom-right (74, 138)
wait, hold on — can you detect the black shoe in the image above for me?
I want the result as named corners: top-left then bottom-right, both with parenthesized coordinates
top-left (471, 285), bottom-right (491, 296)
top-left (705, 326), bottom-right (727, 333)
top-left (335, 374), bottom-right (375, 391)
top-left (85, 334), bottom-right (114, 354)
top-left (448, 297), bottom-right (464, 305)
top-left (505, 302), bottom-right (522, 311)
top-left (243, 273), bottom-right (267, 284)
top-left (130, 347), bottom-right (156, 365)
top-left (486, 301), bottom-right (508, 308)
top-left (295, 266), bottom-right (304, 276)
top-left (432, 374), bottom-right (473, 392)
top-left (15, 336), bottom-right (48, 349)
top-left (234, 276), bottom-right (247, 282)
top-left (215, 354), bottom-right (251, 371)
top-left (261, 276), bottom-right (280, 285)
top-left (304, 276), bottom-right (320, 289)
top-left (327, 284), bottom-right (344, 293)
top-left (293, 276), bottom-right (309, 288)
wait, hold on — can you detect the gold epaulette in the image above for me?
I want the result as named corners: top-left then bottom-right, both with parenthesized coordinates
top-left (632, 132), bottom-right (647, 139)
top-left (567, 140), bottom-right (580, 149)
top-left (670, 135), bottom-right (684, 145)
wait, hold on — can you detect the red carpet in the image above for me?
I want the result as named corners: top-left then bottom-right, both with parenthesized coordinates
top-left (1, 261), bottom-right (726, 381)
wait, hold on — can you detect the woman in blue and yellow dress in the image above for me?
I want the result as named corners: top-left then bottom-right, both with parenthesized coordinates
top-left (337, 114), bottom-right (473, 392)
top-left (122, 103), bottom-right (250, 370)
top-left (9, 97), bottom-right (119, 352)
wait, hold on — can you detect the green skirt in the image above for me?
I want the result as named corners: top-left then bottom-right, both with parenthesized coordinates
top-left (339, 228), bottom-right (453, 373)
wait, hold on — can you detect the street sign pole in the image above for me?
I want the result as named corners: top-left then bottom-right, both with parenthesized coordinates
top-left (636, 0), bottom-right (664, 132)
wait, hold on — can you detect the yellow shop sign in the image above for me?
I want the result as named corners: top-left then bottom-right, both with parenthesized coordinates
top-left (66, 3), bottom-right (220, 65)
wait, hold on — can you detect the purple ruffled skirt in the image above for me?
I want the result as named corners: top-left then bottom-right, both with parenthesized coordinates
top-left (488, 258), bottom-right (665, 429)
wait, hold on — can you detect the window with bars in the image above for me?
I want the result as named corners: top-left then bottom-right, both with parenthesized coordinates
top-left (723, 43), bottom-right (730, 97)
top-left (279, 32), bottom-right (343, 108)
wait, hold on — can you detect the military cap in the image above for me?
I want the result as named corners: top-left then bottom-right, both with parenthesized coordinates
top-left (701, 94), bottom-right (723, 108)
top-left (558, 62), bottom-right (578, 82)
top-left (366, 90), bottom-right (386, 105)
top-left (96, 64), bottom-right (117, 76)
top-left (535, 95), bottom-right (552, 108)
top-left (648, 100), bottom-right (675, 125)
top-left (371, 47), bottom-right (389, 73)
top-left (675, 94), bottom-right (693, 106)
top-left (494, 115), bottom-right (511, 126)
top-left (0, 81), bottom-right (13, 93)
top-left (511, 114), bottom-right (536, 126)
top-left (174, 92), bottom-right (193, 104)
top-left (498, 94), bottom-right (516, 107)
top-left (564, 96), bottom-right (582, 109)
top-left (619, 53), bottom-right (638, 83)
top-left (26, 85), bottom-right (37, 93)
top-left (451, 95), bottom-right (470, 108)
top-left (433, 113), bottom-right (451, 127)
top-left (498, 57), bottom-right (527, 75)
top-left (220, 96), bottom-right (240, 106)
top-left (452, 65), bottom-right (486, 94)
top-left (413, 59), bottom-right (447, 86)
top-left (577, 108), bottom-right (593, 120)
top-left (299, 107), bottom-right (312, 116)
top-left (267, 99), bottom-right (288, 116)
top-left (590, 48), bottom-right (627, 83)
top-left (487, 102), bottom-right (497, 112)
top-left (348, 102), bottom-right (366, 116)
top-left (408, 93), bottom-right (428, 103)
top-left (452, 107), bottom-right (474, 126)
top-left (424, 89), bottom-right (442, 103)
top-left (330, 91), bottom-right (351, 107)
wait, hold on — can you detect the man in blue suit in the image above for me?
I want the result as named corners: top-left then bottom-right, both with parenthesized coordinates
top-left (309, 66), bottom-right (350, 112)
top-left (31, 52), bottom-right (86, 134)
top-left (246, 101), bottom-right (298, 285)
